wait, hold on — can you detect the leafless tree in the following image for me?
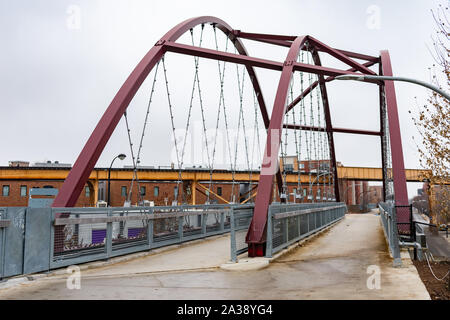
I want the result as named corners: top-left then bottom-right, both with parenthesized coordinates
top-left (411, 2), bottom-right (449, 226)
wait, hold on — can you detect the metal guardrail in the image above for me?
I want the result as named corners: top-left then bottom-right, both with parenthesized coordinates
top-left (0, 204), bottom-right (242, 279)
top-left (265, 203), bottom-right (347, 257)
top-left (229, 205), bottom-right (255, 262)
top-left (50, 204), bottom-right (234, 269)
top-left (379, 202), bottom-right (402, 266)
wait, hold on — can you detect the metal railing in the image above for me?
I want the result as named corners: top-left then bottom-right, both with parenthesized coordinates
top-left (379, 202), bottom-right (402, 266)
top-left (265, 203), bottom-right (347, 257)
top-left (229, 205), bottom-right (255, 262)
top-left (0, 204), bottom-right (239, 279)
top-left (50, 204), bottom-right (233, 269)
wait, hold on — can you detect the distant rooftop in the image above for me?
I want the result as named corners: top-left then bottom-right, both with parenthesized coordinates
top-left (31, 160), bottom-right (72, 168)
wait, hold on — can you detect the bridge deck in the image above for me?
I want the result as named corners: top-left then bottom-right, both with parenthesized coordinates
top-left (0, 213), bottom-right (429, 299)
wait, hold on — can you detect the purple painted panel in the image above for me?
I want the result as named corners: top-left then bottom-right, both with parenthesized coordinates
top-left (128, 227), bottom-right (144, 238)
top-left (92, 229), bottom-right (106, 244)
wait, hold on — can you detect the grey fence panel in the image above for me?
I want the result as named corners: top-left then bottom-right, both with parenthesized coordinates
top-left (229, 205), bottom-right (255, 262)
top-left (49, 205), bottom-right (234, 269)
top-left (23, 208), bottom-right (52, 274)
top-left (0, 208), bottom-right (7, 278)
top-left (266, 203), bottom-right (346, 257)
top-left (1, 207), bottom-right (27, 278)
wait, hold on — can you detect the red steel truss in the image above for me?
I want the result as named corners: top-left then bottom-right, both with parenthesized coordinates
top-left (52, 17), bottom-right (409, 257)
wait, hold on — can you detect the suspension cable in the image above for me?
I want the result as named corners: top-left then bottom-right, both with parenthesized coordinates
top-left (230, 57), bottom-right (247, 203)
top-left (124, 111), bottom-right (142, 204)
top-left (207, 24), bottom-right (229, 203)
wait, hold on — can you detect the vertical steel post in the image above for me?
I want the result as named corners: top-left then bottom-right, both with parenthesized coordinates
top-left (106, 209), bottom-right (112, 257)
top-left (49, 209), bottom-right (55, 269)
top-left (220, 211), bottom-right (225, 231)
top-left (379, 51), bottom-right (408, 207)
top-left (230, 207), bottom-right (237, 262)
top-left (379, 63), bottom-right (388, 202)
top-left (147, 208), bottom-right (153, 249)
top-left (178, 216), bottom-right (184, 242)
top-left (265, 206), bottom-right (273, 258)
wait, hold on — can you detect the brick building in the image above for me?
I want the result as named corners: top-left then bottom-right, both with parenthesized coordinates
top-left (0, 158), bottom-right (384, 208)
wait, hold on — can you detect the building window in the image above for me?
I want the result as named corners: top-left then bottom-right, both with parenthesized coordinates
top-left (43, 185), bottom-right (54, 189)
top-left (174, 186), bottom-right (178, 198)
top-left (217, 187), bottom-right (222, 196)
top-left (85, 186), bottom-right (90, 197)
top-left (154, 186), bottom-right (159, 197)
top-left (140, 186), bottom-right (146, 196)
top-left (121, 186), bottom-right (127, 197)
top-left (20, 185), bottom-right (27, 197)
top-left (284, 164), bottom-right (294, 172)
top-left (299, 163), bottom-right (305, 169)
top-left (2, 185), bottom-right (10, 197)
top-left (303, 189), bottom-right (307, 196)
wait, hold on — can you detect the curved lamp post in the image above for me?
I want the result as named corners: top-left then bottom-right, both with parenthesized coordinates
top-left (335, 75), bottom-right (450, 100)
top-left (107, 153), bottom-right (126, 207)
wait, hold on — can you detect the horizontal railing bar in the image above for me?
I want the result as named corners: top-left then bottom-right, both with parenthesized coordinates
top-left (54, 210), bottom-right (230, 225)
top-left (273, 205), bottom-right (346, 220)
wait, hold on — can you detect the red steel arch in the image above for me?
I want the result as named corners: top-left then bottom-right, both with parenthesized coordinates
top-left (52, 16), bottom-right (275, 207)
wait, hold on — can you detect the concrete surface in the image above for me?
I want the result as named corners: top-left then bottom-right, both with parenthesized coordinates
top-left (0, 214), bottom-right (430, 299)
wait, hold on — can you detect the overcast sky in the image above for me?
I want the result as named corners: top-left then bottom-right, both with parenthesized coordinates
top-left (0, 0), bottom-right (443, 197)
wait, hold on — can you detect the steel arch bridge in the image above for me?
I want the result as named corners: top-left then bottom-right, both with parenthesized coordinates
top-left (52, 16), bottom-right (409, 257)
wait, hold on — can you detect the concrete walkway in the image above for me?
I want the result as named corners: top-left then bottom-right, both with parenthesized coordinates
top-left (0, 214), bottom-right (429, 299)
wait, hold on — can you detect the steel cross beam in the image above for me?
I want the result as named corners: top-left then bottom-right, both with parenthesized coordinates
top-left (283, 124), bottom-right (382, 136)
top-left (232, 30), bottom-right (379, 62)
top-left (285, 60), bottom-right (378, 114)
top-left (163, 41), bottom-right (367, 78)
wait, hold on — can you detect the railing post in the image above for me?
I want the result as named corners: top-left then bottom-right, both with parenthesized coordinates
top-left (230, 207), bottom-right (237, 262)
top-left (202, 211), bottom-right (207, 235)
top-left (178, 215), bottom-right (184, 242)
top-left (147, 208), bottom-right (153, 249)
top-left (307, 212), bottom-right (310, 233)
top-left (106, 208), bottom-right (112, 258)
top-left (265, 206), bottom-right (273, 258)
top-left (220, 211), bottom-right (225, 231)
top-left (284, 216), bottom-right (289, 244)
top-left (314, 210), bottom-right (317, 230)
top-left (297, 212), bottom-right (301, 236)
top-left (390, 205), bottom-right (402, 267)
top-left (0, 216), bottom-right (5, 278)
top-left (49, 209), bottom-right (55, 269)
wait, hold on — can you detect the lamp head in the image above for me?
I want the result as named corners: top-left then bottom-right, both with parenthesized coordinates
top-left (118, 154), bottom-right (126, 161)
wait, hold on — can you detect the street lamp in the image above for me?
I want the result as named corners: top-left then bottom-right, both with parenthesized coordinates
top-left (107, 153), bottom-right (126, 207)
top-left (335, 75), bottom-right (450, 100)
